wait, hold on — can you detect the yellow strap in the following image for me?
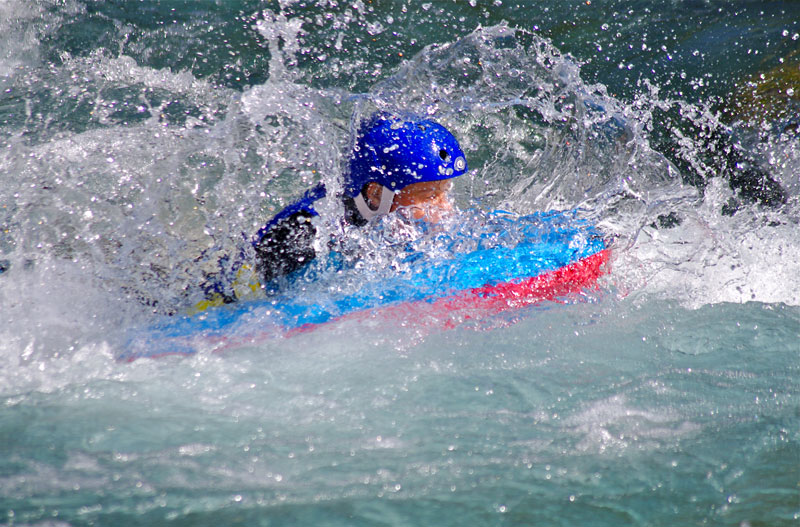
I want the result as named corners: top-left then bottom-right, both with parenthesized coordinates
top-left (188, 293), bottom-right (227, 315)
top-left (189, 264), bottom-right (264, 314)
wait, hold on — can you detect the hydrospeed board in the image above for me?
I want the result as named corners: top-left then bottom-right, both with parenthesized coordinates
top-left (120, 210), bottom-right (610, 361)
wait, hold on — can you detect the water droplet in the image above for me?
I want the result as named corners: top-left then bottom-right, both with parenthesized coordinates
top-left (366, 21), bottom-right (384, 35)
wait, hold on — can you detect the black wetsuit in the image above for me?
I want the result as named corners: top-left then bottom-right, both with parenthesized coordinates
top-left (253, 210), bottom-right (317, 283)
top-left (253, 194), bottom-right (365, 284)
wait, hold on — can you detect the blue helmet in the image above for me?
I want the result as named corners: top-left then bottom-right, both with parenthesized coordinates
top-left (257, 114), bottom-right (469, 231)
top-left (345, 114), bottom-right (468, 198)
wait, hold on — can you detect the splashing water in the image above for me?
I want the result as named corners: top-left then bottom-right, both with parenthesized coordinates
top-left (1, 2), bottom-right (798, 525)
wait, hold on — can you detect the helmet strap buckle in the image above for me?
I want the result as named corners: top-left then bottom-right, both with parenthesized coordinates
top-left (353, 184), bottom-right (394, 221)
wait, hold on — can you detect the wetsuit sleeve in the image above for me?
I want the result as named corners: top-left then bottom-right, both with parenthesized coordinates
top-left (254, 211), bottom-right (317, 282)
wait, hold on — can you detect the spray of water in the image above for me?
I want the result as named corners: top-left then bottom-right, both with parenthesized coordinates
top-left (1, 11), bottom-right (798, 370)
top-left (1, 7), bottom-right (799, 524)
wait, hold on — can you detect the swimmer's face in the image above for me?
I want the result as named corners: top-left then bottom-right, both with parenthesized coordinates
top-left (365, 180), bottom-right (454, 223)
top-left (391, 180), bottom-right (453, 223)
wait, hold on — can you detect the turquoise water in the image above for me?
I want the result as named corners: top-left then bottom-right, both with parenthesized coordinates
top-left (1, 1), bottom-right (799, 525)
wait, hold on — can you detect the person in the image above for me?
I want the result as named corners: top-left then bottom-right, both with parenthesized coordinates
top-left (252, 113), bottom-right (468, 283)
top-left (201, 113), bottom-right (468, 306)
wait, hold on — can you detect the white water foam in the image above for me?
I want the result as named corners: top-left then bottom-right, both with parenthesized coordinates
top-left (618, 179), bottom-right (800, 307)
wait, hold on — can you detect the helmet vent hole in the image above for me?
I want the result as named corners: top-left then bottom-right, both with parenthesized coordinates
top-left (439, 149), bottom-right (449, 161)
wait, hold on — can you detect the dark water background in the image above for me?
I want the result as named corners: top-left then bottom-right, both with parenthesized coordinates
top-left (1, 1), bottom-right (798, 525)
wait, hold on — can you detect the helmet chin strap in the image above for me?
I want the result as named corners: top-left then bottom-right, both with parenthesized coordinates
top-left (353, 185), bottom-right (395, 221)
